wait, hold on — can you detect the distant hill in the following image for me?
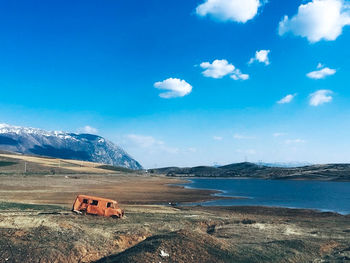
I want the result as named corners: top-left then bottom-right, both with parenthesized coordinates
top-left (149, 162), bottom-right (350, 181)
top-left (0, 123), bottom-right (142, 170)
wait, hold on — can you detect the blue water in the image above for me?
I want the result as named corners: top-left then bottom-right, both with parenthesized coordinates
top-left (184, 178), bottom-right (350, 215)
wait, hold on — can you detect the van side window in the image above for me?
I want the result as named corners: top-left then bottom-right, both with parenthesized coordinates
top-left (83, 199), bottom-right (88, 204)
top-left (107, 202), bottom-right (112, 208)
top-left (91, 200), bottom-right (98, 206)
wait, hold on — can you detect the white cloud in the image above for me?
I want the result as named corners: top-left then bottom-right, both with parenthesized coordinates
top-left (285, 139), bottom-right (306, 144)
top-left (78, 125), bottom-right (98, 134)
top-left (249, 50), bottom-right (270, 65)
top-left (126, 134), bottom-right (164, 148)
top-left (200, 59), bottom-right (249, 80)
top-left (125, 134), bottom-right (179, 154)
top-left (154, 78), bottom-right (192, 98)
top-left (230, 69), bottom-right (250, 80)
top-left (309, 89), bottom-right (333, 106)
top-left (196, 0), bottom-right (263, 23)
top-left (233, 134), bottom-right (255, 139)
top-left (213, 136), bottom-right (223, 140)
top-left (273, 132), bottom-right (287, 137)
top-left (200, 59), bottom-right (235, 78)
top-left (306, 64), bottom-right (336, 79)
top-left (278, 0), bottom-right (350, 43)
top-left (277, 94), bottom-right (296, 104)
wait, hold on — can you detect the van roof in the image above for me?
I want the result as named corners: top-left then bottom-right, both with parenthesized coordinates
top-left (76, 194), bottom-right (118, 203)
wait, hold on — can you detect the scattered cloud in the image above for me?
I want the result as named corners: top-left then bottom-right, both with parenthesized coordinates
top-left (196, 0), bottom-right (263, 23)
top-left (273, 132), bottom-right (287, 137)
top-left (125, 134), bottom-right (179, 154)
top-left (213, 136), bottom-right (223, 141)
top-left (126, 134), bottom-right (164, 148)
top-left (309, 89), bottom-right (333, 106)
top-left (306, 64), bottom-right (336, 79)
top-left (278, 0), bottom-right (350, 43)
top-left (277, 94), bottom-right (296, 104)
top-left (285, 139), bottom-right (306, 144)
top-left (154, 78), bottom-right (192, 98)
top-left (233, 133), bottom-right (255, 139)
top-left (248, 50), bottom-right (271, 65)
top-left (230, 69), bottom-right (250, 80)
top-left (200, 59), bottom-right (249, 80)
top-left (78, 125), bottom-right (98, 134)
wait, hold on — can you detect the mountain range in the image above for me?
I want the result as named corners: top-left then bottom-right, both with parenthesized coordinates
top-left (0, 124), bottom-right (142, 170)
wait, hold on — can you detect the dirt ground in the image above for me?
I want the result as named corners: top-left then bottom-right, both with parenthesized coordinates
top-left (0, 174), bottom-right (219, 206)
top-left (0, 174), bottom-right (349, 263)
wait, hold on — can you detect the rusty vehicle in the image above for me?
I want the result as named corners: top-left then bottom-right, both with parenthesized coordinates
top-left (72, 194), bottom-right (124, 218)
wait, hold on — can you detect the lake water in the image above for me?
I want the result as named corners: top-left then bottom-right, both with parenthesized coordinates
top-left (183, 178), bottom-right (350, 215)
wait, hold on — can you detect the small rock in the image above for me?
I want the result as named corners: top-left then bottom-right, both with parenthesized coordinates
top-left (160, 250), bottom-right (169, 257)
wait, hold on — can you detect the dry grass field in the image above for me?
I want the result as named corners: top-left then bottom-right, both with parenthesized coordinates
top-left (0, 153), bottom-right (113, 174)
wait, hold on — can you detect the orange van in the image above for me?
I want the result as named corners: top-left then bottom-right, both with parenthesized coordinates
top-left (72, 194), bottom-right (124, 218)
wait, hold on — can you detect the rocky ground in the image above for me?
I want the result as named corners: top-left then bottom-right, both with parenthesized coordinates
top-left (0, 203), bottom-right (349, 263)
top-left (0, 174), bottom-right (349, 263)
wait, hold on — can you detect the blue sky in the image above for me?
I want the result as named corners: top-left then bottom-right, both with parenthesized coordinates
top-left (0, 0), bottom-right (350, 167)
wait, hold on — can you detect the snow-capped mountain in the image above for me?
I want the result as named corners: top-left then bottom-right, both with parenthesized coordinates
top-left (0, 123), bottom-right (142, 170)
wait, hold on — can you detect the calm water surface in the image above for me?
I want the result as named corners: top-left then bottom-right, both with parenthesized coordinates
top-left (184, 178), bottom-right (350, 215)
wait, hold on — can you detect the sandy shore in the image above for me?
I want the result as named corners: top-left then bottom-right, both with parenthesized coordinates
top-left (0, 174), bottom-right (222, 207)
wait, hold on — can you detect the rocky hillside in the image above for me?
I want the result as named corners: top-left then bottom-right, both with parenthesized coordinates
top-left (0, 124), bottom-right (142, 169)
top-left (149, 162), bottom-right (350, 181)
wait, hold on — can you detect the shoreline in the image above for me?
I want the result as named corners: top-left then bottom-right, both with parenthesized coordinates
top-left (0, 174), bottom-right (348, 215)
top-left (171, 178), bottom-right (247, 201)
top-left (173, 176), bottom-right (350, 216)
